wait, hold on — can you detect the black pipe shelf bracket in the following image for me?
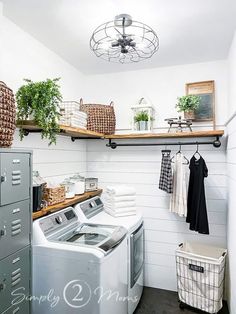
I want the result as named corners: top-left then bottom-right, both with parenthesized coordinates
top-left (106, 136), bottom-right (222, 149)
top-left (71, 137), bottom-right (100, 142)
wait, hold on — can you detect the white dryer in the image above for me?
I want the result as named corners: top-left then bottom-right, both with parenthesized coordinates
top-left (74, 196), bottom-right (144, 314)
top-left (32, 207), bottom-right (128, 314)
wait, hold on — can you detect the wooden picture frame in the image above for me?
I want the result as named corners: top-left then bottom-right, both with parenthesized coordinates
top-left (186, 80), bottom-right (215, 128)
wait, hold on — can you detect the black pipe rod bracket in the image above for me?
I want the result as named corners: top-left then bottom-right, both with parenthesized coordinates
top-left (71, 137), bottom-right (105, 142)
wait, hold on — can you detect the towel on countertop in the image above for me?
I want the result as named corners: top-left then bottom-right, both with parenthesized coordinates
top-left (106, 185), bottom-right (136, 197)
top-left (105, 201), bottom-right (136, 209)
top-left (105, 207), bottom-right (137, 217)
top-left (105, 204), bottom-right (136, 213)
top-left (103, 195), bottom-right (136, 203)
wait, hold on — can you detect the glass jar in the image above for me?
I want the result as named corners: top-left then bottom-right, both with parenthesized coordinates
top-left (33, 171), bottom-right (46, 186)
top-left (70, 174), bottom-right (85, 195)
top-left (61, 179), bottom-right (75, 199)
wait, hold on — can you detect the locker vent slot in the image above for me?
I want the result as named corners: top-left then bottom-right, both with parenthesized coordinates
top-left (11, 268), bottom-right (21, 276)
top-left (11, 219), bottom-right (22, 236)
top-left (12, 171), bottom-right (21, 185)
top-left (11, 277), bottom-right (21, 287)
top-left (13, 307), bottom-right (20, 314)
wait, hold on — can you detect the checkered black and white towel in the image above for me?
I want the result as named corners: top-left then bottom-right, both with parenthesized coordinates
top-left (159, 151), bottom-right (173, 193)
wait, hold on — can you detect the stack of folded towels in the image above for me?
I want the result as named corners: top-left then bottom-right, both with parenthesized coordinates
top-left (69, 111), bottom-right (87, 129)
top-left (60, 108), bottom-right (87, 129)
top-left (103, 185), bottom-right (136, 217)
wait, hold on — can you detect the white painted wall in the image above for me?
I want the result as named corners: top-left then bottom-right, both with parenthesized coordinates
top-left (86, 60), bottom-right (228, 131)
top-left (226, 30), bottom-right (236, 314)
top-left (0, 3), bottom-right (87, 180)
top-left (228, 31), bottom-right (236, 118)
top-left (86, 60), bottom-right (228, 291)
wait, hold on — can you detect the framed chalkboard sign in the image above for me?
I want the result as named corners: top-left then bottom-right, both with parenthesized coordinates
top-left (186, 81), bottom-right (215, 127)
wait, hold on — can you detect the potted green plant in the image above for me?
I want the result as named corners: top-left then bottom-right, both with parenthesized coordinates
top-left (176, 95), bottom-right (200, 119)
top-left (16, 78), bottom-right (62, 145)
top-left (134, 110), bottom-right (150, 131)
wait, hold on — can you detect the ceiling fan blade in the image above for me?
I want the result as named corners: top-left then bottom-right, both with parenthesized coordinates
top-left (129, 41), bottom-right (136, 47)
top-left (111, 42), bottom-right (120, 47)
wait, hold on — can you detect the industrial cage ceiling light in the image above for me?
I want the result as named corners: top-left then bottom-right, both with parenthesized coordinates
top-left (90, 14), bottom-right (159, 63)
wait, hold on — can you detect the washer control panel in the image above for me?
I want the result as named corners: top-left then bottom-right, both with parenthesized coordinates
top-left (39, 207), bottom-right (77, 234)
top-left (79, 197), bottom-right (103, 219)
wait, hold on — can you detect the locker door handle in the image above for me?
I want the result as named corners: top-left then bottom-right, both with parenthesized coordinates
top-left (0, 175), bottom-right (6, 183)
top-left (0, 228), bottom-right (6, 237)
top-left (0, 283), bottom-right (5, 291)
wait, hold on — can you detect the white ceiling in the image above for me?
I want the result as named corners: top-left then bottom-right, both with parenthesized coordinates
top-left (2, 0), bottom-right (236, 75)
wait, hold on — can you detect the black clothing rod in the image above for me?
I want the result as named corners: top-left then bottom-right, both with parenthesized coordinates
top-left (106, 137), bottom-right (221, 149)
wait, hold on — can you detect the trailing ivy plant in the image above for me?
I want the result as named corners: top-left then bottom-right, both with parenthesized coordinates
top-left (16, 78), bottom-right (62, 145)
top-left (176, 95), bottom-right (200, 113)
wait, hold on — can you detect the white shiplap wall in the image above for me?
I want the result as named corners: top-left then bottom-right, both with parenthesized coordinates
top-left (227, 115), bottom-right (236, 312)
top-left (12, 130), bottom-right (87, 183)
top-left (87, 137), bottom-right (227, 291)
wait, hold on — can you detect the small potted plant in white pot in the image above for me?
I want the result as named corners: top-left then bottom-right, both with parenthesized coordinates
top-left (176, 95), bottom-right (200, 119)
top-left (134, 110), bottom-right (151, 131)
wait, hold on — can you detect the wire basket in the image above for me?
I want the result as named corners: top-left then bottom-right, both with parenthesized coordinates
top-left (59, 101), bottom-right (81, 113)
top-left (176, 242), bottom-right (227, 314)
top-left (59, 101), bottom-right (87, 128)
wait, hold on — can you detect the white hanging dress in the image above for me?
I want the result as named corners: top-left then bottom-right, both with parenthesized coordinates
top-left (170, 153), bottom-right (188, 217)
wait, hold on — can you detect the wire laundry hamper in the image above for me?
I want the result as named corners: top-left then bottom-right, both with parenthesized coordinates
top-left (176, 242), bottom-right (227, 314)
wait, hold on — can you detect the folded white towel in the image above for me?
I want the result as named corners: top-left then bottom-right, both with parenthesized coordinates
top-left (106, 185), bottom-right (136, 197)
top-left (105, 208), bottom-right (137, 217)
top-left (104, 201), bottom-right (136, 209)
top-left (76, 125), bottom-right (86, 129)
top-left (71, 117), bottom-right (87, 124)
top-left (70, 123), bottom-right (87, 129)
top-left (103, 194), bottom-right (136, 202)
top-left (76, 111), bottom-right (87, 119)
top-left (105, 205), bottom-right (137, 213)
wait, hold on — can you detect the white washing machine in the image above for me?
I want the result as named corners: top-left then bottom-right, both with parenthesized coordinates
top-left (32, 206), bottom-right (128, 314)
top-left (74, 196), bottom-right (144, 314)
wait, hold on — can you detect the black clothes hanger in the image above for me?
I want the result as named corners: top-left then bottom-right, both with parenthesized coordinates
top-left (193, 142), bottom-right (202, 159)
top-left (171, 144), bottom-right (189, 165)
top-left (161, 145), bottom-right (171, 155)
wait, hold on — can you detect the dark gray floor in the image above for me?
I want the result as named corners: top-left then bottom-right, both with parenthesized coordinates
top-left (134, 287), bottom-right (229, 314)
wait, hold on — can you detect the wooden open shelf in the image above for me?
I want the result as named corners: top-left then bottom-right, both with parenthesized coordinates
top-left (17, 121), bottom-right (224, 142)
top-left (105, 130), bottom-right (224, 139)
top-left (17, 120), bottom-right (104, 139)
top-left (32, 189), bottom-right (103, 220)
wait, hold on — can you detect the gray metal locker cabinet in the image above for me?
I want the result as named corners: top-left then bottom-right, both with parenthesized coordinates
top-left (0, 149), bottom-right (32, 314)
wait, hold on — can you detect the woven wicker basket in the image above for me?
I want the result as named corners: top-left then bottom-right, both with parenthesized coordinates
top-left (0, 81), bottom-right (16, 147)
top-left (43, 186), bottom-right (66, 206)
top-left (79, 98), bottom-right (116, 135)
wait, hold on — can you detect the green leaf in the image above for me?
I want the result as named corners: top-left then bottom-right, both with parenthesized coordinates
top-left (16, 78), bottom-right (62, 145)
top-left (176, 95), bottom-right (200, 113)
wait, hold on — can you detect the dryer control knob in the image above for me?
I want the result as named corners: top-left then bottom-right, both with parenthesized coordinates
top-left (55, 216), bottom-right (63, 224)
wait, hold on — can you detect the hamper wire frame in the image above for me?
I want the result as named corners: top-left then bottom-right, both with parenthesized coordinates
top-left (176, 242), bottom-right (227, 314)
